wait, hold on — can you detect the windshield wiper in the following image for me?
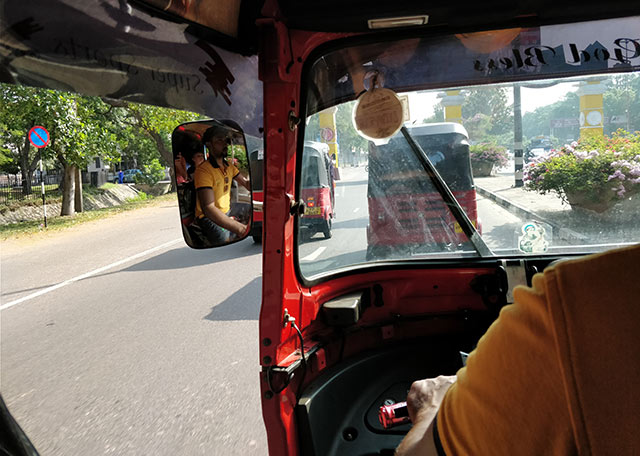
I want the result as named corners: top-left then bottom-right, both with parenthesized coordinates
top-left (400, 126), bottom-right (494, 257)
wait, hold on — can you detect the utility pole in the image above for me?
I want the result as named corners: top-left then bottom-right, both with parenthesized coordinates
top-left (39, 147), bottom-right (47, 227)
top-left (513, 84), bottom-right (523, 187)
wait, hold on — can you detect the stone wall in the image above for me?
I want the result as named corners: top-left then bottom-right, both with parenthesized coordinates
top-left (0, 185), bottom-right (141, 225)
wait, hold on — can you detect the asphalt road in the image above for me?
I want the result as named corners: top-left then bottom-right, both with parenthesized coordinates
top-left (298, 166), bottom-right (528, 277)
top-left (1, 200), bottom-right (267, 456)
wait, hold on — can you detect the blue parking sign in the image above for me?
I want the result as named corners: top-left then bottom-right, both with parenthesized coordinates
top-left (28, 126), bottom-right (50, 148)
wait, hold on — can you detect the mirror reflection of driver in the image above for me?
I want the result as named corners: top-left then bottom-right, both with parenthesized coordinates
top-left (194, 126), bottom-right (251, 244)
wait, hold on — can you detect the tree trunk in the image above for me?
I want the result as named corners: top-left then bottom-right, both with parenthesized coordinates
top-left (60, 164), bottom-right (76, 216)
top-left (19, 159), bottom-right (33, 195)
top-left (74, 166), bottom-right (83, 212)
top-left (19, 123), bottom-right (35, 195)
top-left (154, 132), bottom-right (172, 167)
top-left (169, 165), bottom-right (176, 192)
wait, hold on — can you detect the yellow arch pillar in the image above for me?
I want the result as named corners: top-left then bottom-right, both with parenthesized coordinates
top-left (318, 106), bottom-right (339, 166)
top-left (577, 80), bottom-right (606, 139)
top-left (438, 90), bottom-right (465, 124)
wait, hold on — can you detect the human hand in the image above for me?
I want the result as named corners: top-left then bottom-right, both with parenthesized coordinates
top-left (231, 222), bottom-right (248, 236)
top-left (174, 153), bottom-right (187, 179)
top-left (406, 375), bottom-right (457, 425)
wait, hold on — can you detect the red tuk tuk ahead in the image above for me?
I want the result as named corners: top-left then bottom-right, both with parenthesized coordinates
top-left (300, 141), bottom-right (336, 239)
top-left (366, 122), bottom-right (479, 259)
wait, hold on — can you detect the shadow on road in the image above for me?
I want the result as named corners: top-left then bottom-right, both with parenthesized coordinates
top-left (332, 218), bottom-right (368, 230)
top-left (1, 283), bottom-right (60, 298)
top-left (123, 239), bottom-right (261, 272)
top-left (337, 179), bottom-right (368, 187)
top-left (204, 276), bottom-right (262, 321)
top-left (75, 239), bottom-right (261, 285)
top-left (480, 221), bottom-right (521, 248)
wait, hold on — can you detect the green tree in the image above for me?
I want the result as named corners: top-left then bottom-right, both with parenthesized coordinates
top-left (336, 101), bottom-right (368, 159)
top-left (0, 84), bottom-right (124, 213)
top-left (0, 83), bottom-right (54, 194)
top-left (604, 74), bottom-right (639, 135)
top-left (423, 104), bottom-right (444, 123)
top-left (103, 99), bottom-right (201, 165)
top-left (462, 87), bottom-right (512, 138)
top-left (303, 103), bottom-right (368, 164)
top-left (102, 99), bottom-right (202, 187)
top-left (523, 92), bottom-right (579, 143)
top-left (46, 94), bottom-right (121, 215)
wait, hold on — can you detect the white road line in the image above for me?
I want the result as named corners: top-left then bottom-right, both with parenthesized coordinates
top-left (0, 238), bottom-right (183, 311)
top-left (301, 247), bottom-right (326, 262)
top-left (353, 207), bottom-right (360, 213)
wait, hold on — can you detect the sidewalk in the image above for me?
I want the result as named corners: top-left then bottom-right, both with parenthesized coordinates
top-left (475, 173), bottom-right (639, 244)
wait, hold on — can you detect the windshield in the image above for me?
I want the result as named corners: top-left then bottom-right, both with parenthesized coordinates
top-left (297, 18), bottom-right (640, 279)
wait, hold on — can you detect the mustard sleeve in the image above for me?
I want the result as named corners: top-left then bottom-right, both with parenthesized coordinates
top-left (194, 165), bottom-right (214, 190)
top-left (437, 274), bottom-right (575, 455)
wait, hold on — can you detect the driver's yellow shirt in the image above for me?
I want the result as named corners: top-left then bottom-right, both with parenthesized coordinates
top-left (437, 244), bottom-right (640, 455)
top-left (194, 160), bottom-right (238, 217)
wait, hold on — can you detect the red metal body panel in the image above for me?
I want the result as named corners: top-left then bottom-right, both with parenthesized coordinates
top-left (258, 24), bottom-right (354, 455)
top-left (257, 21), bottom-right (484, 456)
top-left (367, 189), bottom-right (478, 245)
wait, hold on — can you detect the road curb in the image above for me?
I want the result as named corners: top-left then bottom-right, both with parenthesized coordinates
top-left (475, 185), bottom-right (590, 243)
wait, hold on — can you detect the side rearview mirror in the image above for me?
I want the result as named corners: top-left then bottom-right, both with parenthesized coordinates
top-left (171, 120), bottom-right (253, 249)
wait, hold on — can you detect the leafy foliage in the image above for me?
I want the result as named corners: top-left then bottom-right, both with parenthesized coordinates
top-left (462, 87), bottom-right (512, 139)
top-left (304, 101), bottom-right (368, 159)
top-left (0, 82), bottom-right (206, 215)
top-left (522, 74), bottom-right (640, 144)
top-left (524, 131), bottom-right (640, 205)
top-left (230, 144), bottom-right (248, 174)
top-left (469, 143), bottom-right (509, 167)
top-left (135, 159), bottom-right (166, 185)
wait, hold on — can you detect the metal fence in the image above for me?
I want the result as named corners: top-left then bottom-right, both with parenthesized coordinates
top-left (0, 172), bottom-right (64, 205)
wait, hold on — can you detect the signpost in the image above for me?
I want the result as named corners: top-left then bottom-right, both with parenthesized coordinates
top-left (28, 126), bottom-right (50, 227)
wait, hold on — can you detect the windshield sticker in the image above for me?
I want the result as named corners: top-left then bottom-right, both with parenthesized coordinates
top-left (473, 38), bottom-right (640, 75)
top-left (518, 222), bottom-right (549, 254)
top-left (195, 40), bottom-right (235, 106)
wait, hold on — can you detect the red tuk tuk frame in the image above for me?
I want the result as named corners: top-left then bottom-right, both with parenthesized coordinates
top-left (257, 25), bottom-right (490, 455)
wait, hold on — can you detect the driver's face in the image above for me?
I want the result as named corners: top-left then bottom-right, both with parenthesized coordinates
top-left (208, 135), bottom-right (230, 157)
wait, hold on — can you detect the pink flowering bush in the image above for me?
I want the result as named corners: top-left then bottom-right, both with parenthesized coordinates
top-left (469, 143), bottom-right (509, 168)
top-left (524, 130), bottom-right (640, 210)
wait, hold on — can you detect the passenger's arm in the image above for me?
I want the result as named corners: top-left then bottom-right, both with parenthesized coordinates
top-left (197, 187), bottom-right (247, 236)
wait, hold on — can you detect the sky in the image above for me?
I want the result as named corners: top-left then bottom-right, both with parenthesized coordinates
top-left (407, 81), bottom-right (580, 123)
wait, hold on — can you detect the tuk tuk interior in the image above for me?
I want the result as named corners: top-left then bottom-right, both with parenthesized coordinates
top-left (1, 1), bottom-right (640, 456)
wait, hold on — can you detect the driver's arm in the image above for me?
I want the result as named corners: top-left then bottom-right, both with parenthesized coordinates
top-left (197, 187), bottom-right (247, 235)
top-left (398, 275), bottom-right (574, 455)
top-left (396, 376), bottom-right (456, 456)
top-left (234, 172), bottom-right (250, 191)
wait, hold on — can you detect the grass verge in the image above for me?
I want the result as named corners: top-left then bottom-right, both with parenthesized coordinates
top-left (0, 183), bottom-right (121, 214)
top-left (0, 192), bottom-right (176, 240)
